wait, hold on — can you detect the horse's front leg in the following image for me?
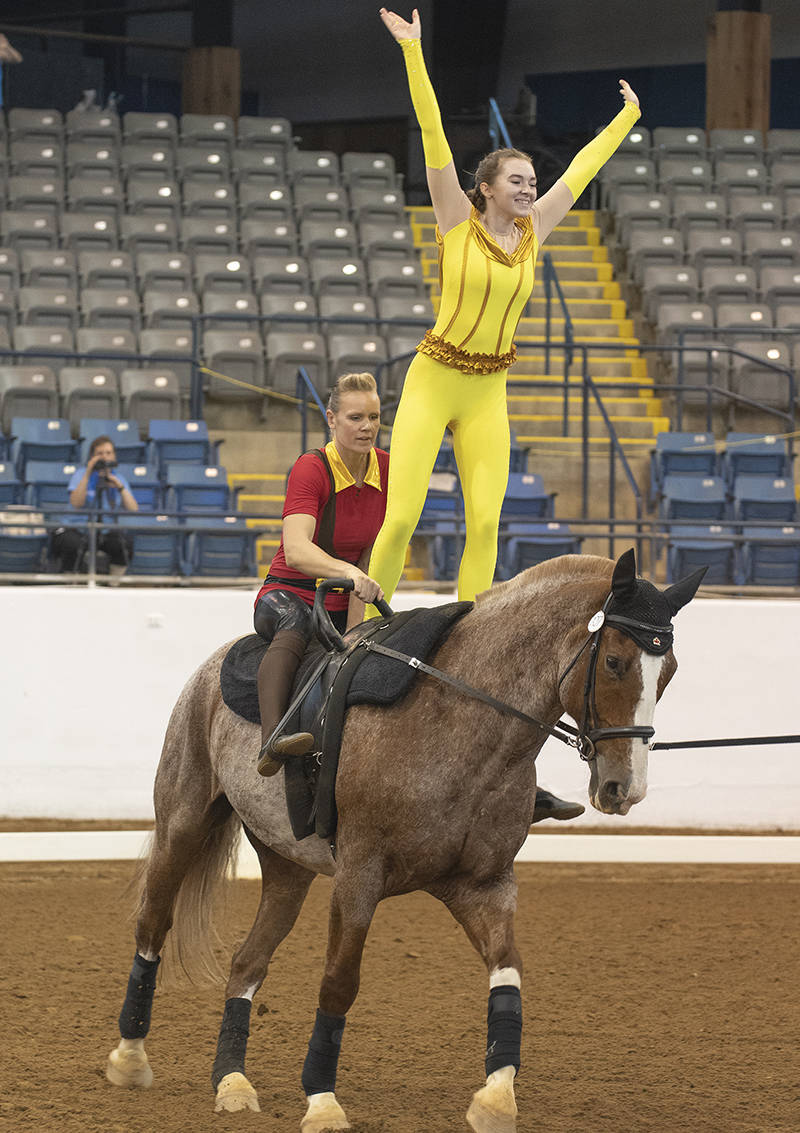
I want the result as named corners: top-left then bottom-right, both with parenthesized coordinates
top-left (212, 836), bottom-right (315, 1114)
top-left (435, 869), bottom-right (522, 1133)
top-left (299, 864), bottom-right (382, 1133)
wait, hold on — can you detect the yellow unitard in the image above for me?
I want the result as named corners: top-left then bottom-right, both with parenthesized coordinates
top-left (368, 37), bottom-right (641, 602)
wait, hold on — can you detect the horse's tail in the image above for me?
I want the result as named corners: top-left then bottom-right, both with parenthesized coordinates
top-left (132, 800), bottom-right (242, 987)
top-left (131, 643), bottom-right (245, 986)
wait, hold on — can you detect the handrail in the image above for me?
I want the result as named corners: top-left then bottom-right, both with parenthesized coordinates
top-left (488, 98), bottom-right (512, 151)
top-left (295, 366), bottom-right (328, 454)
top-left (540, 251), bottom-right (575, 433)
top-left (0, 20), bottom-right (190, 52)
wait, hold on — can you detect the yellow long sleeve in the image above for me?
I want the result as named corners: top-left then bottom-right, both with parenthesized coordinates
top-left (560, 101), bottom-right (641, 200)
top-left (399, 38), bottom-right (452, 171)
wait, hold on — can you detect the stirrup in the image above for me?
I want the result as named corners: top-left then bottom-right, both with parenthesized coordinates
top-left (257, 732), bottom-right (314, 777)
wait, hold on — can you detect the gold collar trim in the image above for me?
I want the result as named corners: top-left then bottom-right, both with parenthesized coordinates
top-left (325, 441), bottom-right (381, 492)
top-left (469, 207), bottom-right (535, 267)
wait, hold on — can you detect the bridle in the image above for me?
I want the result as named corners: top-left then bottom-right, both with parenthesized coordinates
top-left (349, 587), bottom-right (671, 764)
top-left (556, 590), bottom-right (671, 761)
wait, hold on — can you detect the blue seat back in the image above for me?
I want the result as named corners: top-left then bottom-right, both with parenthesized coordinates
top-left (661, 474), bottom-right (727, 520)
top-left (117, 514), bottom-right (181, 574)
top-left (500, 473), bottom-right (553, 522)
top-left (653, 432), bottom-right (717, 482)
top-left (115, 462), bottom-right (162, 509)
top-left (165, 462), bottom-right (231, 513)
top-left (420, 472), bottom-right (461, 525)
top-left (733, 475), bottom-right (796, 521)
top-left (78, 418), bottom-right (146, 464)
top-left (497, 521), bottom-right (580, 579)
top-left (722, 433), bottom-right (791, 484)
top-left (10, 417), bottom-right (77, 476)
top-left (666, 523), bottom-right (735, 583)
top-left (739, 524), bottom-right (800, 585)
top-left (23, 459), bottom-right (79, 508)
top-left (0, 460), bottom-right (23, 506)
top-left (184, 517), bottom-right (256, 576)
top-left (0, 509), bottom-right (49, 572)
top-left (147, 418), bottom-right (212, 472)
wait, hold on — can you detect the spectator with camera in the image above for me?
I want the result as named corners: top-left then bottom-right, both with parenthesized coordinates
top-left (51, 435), bottom-right (138, 573)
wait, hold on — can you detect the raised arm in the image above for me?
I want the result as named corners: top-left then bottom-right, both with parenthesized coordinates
top-left (532, 80), bottom-right (641, 244)
top-left (380, 7), bottom-right (471, 234)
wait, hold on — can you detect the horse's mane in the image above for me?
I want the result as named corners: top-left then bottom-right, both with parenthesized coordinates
top-left (475, 554), bottom-right (614, 614)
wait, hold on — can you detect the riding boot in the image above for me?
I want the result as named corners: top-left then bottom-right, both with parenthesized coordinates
top-left (255, 629), bottom-right (314, 777)
top-left (531, 788), bottom-right (585, 824)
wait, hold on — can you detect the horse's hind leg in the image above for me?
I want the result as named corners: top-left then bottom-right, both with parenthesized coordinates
top-left (299, 864), bottom-right (383, 1133)
top-left (212, 832), bottom-right (315, 1114)
top-left (106, 775), bottom-right (236, 1092)
top-left (433, 870), bottom-right (523, 1133)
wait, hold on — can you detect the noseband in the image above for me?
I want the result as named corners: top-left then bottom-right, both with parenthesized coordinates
top-left (557, 591), bottom-right (670, 762)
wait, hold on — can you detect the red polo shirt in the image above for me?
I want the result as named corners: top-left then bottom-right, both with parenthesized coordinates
top-left (255, 442), bottom-right (389, 612)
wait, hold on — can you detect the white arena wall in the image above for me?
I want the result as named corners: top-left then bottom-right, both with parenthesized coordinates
top-left (1, 585), bottom-right (799, 830)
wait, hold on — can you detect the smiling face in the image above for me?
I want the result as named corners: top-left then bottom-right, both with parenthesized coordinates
top-left (481, 156), bottom-right (538, 218)
top-left (327, 389), bottom-right (381, 462)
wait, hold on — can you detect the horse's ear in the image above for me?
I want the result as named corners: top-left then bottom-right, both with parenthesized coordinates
top-left (663, 565), bottom-right (708, 614)
top-left (611, 548), bottom-right (637, 597)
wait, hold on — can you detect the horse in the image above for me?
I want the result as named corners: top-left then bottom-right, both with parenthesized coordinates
top-left (105, 549), bottom-right (704, 1132)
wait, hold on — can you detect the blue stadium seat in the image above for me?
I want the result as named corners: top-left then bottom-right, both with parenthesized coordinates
top-left (660, 474), bottom-right (727, 521)
top-left (500, 473), bottom-right (555, 522)
top-left (496, 522), bottom-right (581, 580)
top-left (419, 472), bottom-right (461, 527)
top-left (164, 463), bottom-right (235, 513)
top-left (0, 460), bottom-right (23, 505)
top-left (430, 519), bottom-right (460, 581)
top-left (116, 514), bottom-right (181, 575)
top-left (23, 459), bottom-right (79, 510)
top-left (78, 418), bottom-right (147, 464)
top-left (0, 510), bottom-right (49, 572)
top-left (147, 419), bottom-right (219, 474)
top-left (666, 524), bottom-right (735, 584)
top-left (433, 441), bottom-right (456, 473)
top-left (9, 417), bottom-right (77, 477)
top-left (731, 475), bottom-right (795, 522)
top-left (737, 524), bottom-right (800, 585)
top-left (649, 432), bottom-right (717, 505)
top-left (115, 462), bottom-right (162, 509)
top-left (721, 433), bottom-right (792, 486)
top-left (509, 442), bottom-right (527, 474)
top-left (182, 516), bottom-right (258, 577)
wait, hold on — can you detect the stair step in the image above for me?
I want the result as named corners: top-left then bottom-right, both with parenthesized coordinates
top-left (515, 434), bottom-right (656, 452)
top-left (511, 414), bottom-right (670, 439)
top-left (507, 395), bottom-right (662, 417)
top-left (510, 355), bottom-right (648, 376)
top-left (516, 316), bottom-right (634, 338)
top-left (524, 298), bottom-right (626, 319)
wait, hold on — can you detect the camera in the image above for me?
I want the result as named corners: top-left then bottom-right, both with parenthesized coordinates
top-left (94, 458), bottom-right (116, 473)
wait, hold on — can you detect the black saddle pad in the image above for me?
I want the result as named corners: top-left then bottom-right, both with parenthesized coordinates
top-left (219, 633), bottom-right (270, 724)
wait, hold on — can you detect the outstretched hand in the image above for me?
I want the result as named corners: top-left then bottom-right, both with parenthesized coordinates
top-left (379, 7), bottom-right (421, 41)
top-left (619, 79), bottom-right (640, 109)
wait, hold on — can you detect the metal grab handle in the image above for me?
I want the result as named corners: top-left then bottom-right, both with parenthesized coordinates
top-left (313, 577), bottom-right (393, 652)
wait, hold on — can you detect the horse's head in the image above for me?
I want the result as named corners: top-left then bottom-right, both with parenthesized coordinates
top-left (558, 549), bottom-right (705, 815)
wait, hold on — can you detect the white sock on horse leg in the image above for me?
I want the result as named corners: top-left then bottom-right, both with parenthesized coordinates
top-left (489, 966), bottom-right (521, 990)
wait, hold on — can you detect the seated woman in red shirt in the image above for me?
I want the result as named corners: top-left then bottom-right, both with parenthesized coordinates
top-left (255, 372), bottom-right (387, 776)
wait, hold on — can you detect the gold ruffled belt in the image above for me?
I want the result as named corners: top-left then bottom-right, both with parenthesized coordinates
top-left (416, 330), bottom-right (516, 375)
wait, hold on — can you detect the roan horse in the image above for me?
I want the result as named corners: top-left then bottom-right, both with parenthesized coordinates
top-left (106, 549), bottom-right (704, 1132)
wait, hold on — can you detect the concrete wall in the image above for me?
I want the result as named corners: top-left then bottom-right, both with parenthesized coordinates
top-left (1, 585), bottom-right (799, 829)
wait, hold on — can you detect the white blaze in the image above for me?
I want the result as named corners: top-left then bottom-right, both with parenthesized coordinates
top-left (629, 653), bottom-right (662, 801)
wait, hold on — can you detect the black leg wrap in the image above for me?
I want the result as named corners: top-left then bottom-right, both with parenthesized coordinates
top-left (211, 997), bottom-right (252, 1091)
top-left (118, 952), bottom-right (160, 1039)
top-left (485, 985), bottom-right (522, 1077)
top-left (301, 1008), bottom-right (346, 1097)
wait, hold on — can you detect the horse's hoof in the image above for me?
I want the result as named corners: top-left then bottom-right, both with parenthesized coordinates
top-left (105, 1045), bottom-right (153, 1089)
top-left (301, 1091), bottom-right (351, 1132)
top-left (214, 1071), bottom-right (261, 1113)
top-left (466, 1080), bottom-right (518, 1133)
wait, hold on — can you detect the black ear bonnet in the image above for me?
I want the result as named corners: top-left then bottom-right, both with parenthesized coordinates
top-left (605, 578), bottom-right (675, 655)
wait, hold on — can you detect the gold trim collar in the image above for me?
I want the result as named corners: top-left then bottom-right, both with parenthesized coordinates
top-left (325, 441), bottom-right (381, 492)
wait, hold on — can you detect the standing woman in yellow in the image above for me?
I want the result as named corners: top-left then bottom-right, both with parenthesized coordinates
top-left (370, 7), bottom-right (641, 602)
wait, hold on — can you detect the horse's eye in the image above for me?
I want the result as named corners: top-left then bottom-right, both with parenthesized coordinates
top-left (605, 655), bottom-right (621, 674)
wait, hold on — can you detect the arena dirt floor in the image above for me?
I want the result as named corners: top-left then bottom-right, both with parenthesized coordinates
top-left (2, 852), bottom-right (799, 1133)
